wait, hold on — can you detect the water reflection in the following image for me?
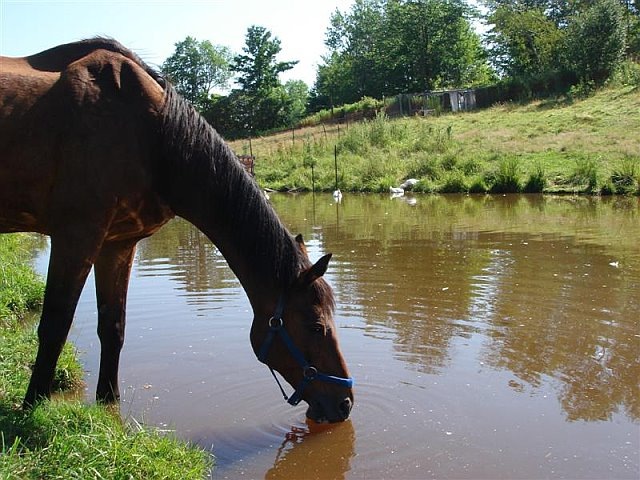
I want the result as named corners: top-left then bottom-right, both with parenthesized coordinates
top-left (135, 216), bottom-right (238, 307)
top-left (265, 421), bottom-right (355, 480)
top-left (269, 194), bottom-right (640, 423)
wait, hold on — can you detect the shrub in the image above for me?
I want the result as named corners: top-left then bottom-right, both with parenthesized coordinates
top-left (368, 112), bottom-right (392, 148)
top-left (440, 153), bottom-right (458, 171)
top-left (460, 158), bottom-right (482, 176)
top-left (611, 60), bottom-right (640, 87)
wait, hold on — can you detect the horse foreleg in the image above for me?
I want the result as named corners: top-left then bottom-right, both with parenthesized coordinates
top-left (94, 240), bottom-right (136, 403)
top-left (23, 234), bottom-right (100, 408)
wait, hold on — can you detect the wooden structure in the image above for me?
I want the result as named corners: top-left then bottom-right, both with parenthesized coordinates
top-left (237, 154), bottom-right (255, 177)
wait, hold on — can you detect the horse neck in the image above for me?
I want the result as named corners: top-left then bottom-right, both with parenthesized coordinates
top-left (196, 210), bottom-right (297, 314)
top-left (158, 90), bottom-right (298, 311)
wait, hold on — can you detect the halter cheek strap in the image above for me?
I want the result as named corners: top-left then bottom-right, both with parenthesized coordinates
top-left (257, 295), bottom-right (354, 406)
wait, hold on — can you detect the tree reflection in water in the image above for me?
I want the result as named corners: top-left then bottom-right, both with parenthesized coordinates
top-left (272, 193), bottom-right (640, 423)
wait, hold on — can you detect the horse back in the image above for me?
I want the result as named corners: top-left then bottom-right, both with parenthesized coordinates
top-left (0, 41), bottom-right (171, 239)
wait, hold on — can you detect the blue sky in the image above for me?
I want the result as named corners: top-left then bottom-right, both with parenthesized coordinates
top-left (0, 0), bottom-right (355, 86)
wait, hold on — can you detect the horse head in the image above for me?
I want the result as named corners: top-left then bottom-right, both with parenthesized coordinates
top-left (251, 235), bottom-right (354, 423)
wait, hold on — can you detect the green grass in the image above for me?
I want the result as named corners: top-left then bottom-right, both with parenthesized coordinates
top-left (0, 234), bottom-right (212, 479)
top-left (0, 235), bottom-right (45, 327)
top-left (0, 401), bottom-right (211, 479)
top-left (230, 85), bottom-right (640, 195)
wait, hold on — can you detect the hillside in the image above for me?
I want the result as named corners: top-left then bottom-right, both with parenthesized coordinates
top-left (228, 86), bottom-right (640, 195)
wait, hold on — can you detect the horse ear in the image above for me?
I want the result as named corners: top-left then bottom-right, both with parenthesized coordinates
top-left (295, 234), bottom-right (308, 256)
top-left (299, 253), bottom-right (332, 286)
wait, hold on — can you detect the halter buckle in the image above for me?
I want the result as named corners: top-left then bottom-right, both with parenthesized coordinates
top-left (268, 316), bottom-right (283, 330)
top-left (303, 365), bottom-right (318, 380)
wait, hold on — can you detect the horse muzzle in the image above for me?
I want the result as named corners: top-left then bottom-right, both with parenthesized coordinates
top-left (306, 394), bottom-right (353, 423)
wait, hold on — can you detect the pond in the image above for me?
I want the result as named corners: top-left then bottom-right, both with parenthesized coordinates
top-left (35, 193), bottom-right (639, 479)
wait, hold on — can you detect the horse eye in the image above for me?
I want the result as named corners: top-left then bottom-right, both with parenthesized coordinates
top-left (310, 323), bottom-right (325, 334)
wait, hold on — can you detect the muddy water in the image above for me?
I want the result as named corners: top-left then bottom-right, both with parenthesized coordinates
top-left (39, 194), bottom-right (639, 479)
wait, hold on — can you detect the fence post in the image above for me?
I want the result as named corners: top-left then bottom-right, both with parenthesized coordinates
top-left (334, 145), bottom-right (339, 192)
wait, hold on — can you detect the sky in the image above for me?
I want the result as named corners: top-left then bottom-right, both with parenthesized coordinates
top-left (0, 0), bottom-right (356, 87)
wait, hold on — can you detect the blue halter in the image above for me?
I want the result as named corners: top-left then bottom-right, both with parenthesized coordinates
top-left (257, 295), bottom-right (354, 406)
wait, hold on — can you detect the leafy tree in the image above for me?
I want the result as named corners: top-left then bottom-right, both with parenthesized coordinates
top-left (232, 25), bottom-right (297, 95)
top-left (162, 36), bottom-right (233, 111)
top-left (283, 80), bottom-right (310, 125)
top-left (314, 0), bottom-right (491, 107)
top-left (312, 52), bottom-right (359, 110)
top-left (622, 0), bottom-right (640, 58)
top-left (563, 0), bottom-right (627, 85)
top-left (383, 0), bottom-right (491, 91)
top-left (483, 0), bottom-right (636, 91)
top-left (230, 25), bottom-right (298, 132)
top-left (485, 4), bottom-right (564, 79)
top-left (321, 0), bottom-right (390, 101)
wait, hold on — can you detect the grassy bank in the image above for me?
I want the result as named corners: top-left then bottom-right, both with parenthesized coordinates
top-left (0, 234), bottom-right (212, 479)
top-left (230, 85), bottom-right (640, 195)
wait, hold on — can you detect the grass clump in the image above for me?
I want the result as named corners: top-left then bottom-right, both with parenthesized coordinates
top-left (489, 157), bottom-right (522, 193)
top-left (523, 162), bottom-right (547, 193)
top-left (610, 157), bottom-right (640, 194)
top-left (569, 156), bottom-right (600, 193)
top-left (439, 171), bottom-right (468, 193)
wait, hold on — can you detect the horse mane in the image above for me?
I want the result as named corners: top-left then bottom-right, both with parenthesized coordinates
top-left (158, 84), bottom-right (307, 289)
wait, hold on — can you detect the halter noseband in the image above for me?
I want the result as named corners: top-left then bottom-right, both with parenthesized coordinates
top-left (256, 295), bottom-right (354, 406)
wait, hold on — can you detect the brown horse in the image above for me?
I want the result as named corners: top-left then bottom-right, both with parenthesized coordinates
top-left (0, 38), bottom-right (353, 423)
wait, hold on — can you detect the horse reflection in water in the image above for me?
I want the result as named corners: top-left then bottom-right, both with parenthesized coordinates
top-left (0, 38), bottom-right (353, 422)
top-left (266, 420), bottom-right (356, 480)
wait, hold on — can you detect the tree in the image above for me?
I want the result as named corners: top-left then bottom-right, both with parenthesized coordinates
top-left (383, 0), bottom-right (491, 91)
top-left (283, 80), bottom-right (309, 125)
top-left (563, 0), bottom-right (627, 85)
top-left (311, 52), bottom-right (357, 110)
top-left (321, 0), bottom-right (388, 101)
top-left (485, 4), bottom-right (564, 80)
top-left (230, 25), bottom-right (298, 133)
top-left (314, 0), bottom-right (491, 107)
top-left (162, 37), bottom-right (233, 111)
top-left (483, 0), bottom-right (636, 91)
top-left (232, 25), bottom-right (298, 95)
